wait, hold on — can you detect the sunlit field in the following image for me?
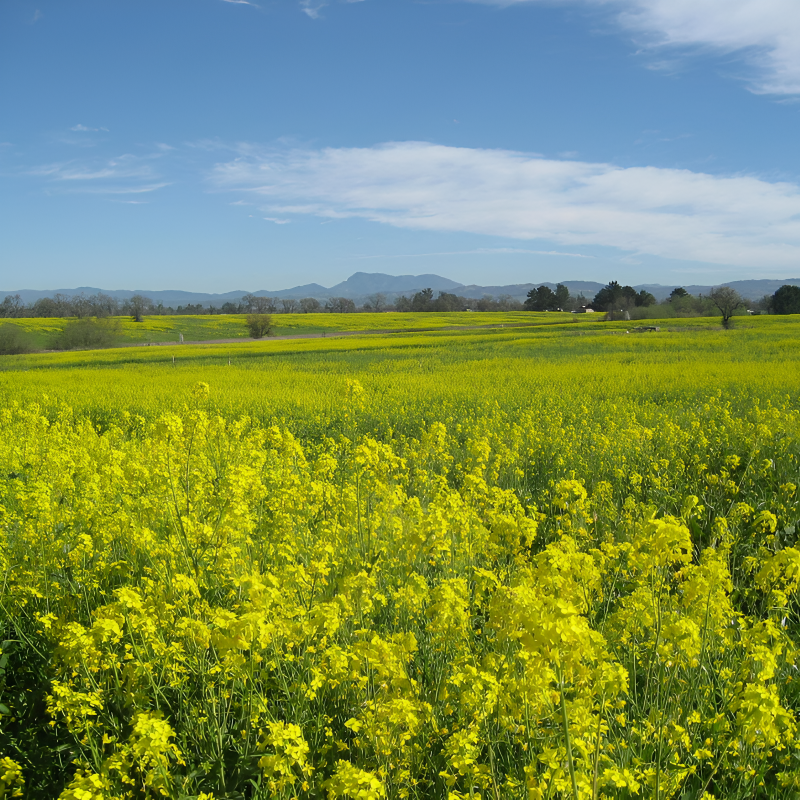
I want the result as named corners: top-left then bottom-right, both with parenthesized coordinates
top-left (1, 316), bottom-right (799, 798)
top-left (7, 311), bottom-right (563, 349)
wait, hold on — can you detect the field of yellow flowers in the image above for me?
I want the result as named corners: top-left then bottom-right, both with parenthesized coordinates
top-left (8, 310), bottom-right (554, 348)
top-left (1, 317), bottom-right (799, 799)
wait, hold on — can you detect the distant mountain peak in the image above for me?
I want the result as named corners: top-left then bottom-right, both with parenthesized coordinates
top-left (3, 272), bottom-right (799, 305)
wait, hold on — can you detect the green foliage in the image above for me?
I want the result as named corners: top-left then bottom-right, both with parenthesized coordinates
top-left (0, 324), bottom-right (35, 355)
top-left (246, 313), bottom-right (274, 338)
top-left (593, 281), bottom-right (656, 312)
top-left (772, 284), bottom-right (800, 315)
top-left (525, 284), bottom-right (573, 311)
top-left (636, 288), bottom-right (656, 306)
top-left (50, 318), bottom-right (121, 351)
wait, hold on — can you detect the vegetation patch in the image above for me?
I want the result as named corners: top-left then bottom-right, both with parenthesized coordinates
top-left (0, 318), bottom-right (798, 798)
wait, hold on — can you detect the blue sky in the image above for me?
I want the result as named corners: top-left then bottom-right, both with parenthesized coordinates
top-left (2, 0), bottom-right (799, 291)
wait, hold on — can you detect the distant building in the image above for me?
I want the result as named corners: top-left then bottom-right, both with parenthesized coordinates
top-left (572, 306), bottom-right (595, 314)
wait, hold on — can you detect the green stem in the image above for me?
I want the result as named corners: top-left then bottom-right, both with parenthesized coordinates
top-left (558, 663), bottom-right (580, 800)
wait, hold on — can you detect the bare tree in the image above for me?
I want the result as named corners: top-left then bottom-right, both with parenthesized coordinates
top-left (299, 297), bottom-right (321, 313)
top-left (325, 297), bottom-right (356, 313)
top-left (52, 293), bottom-right (73, 316)
top-left (70, 292), bottom-right (94, 318)
top-left (91, 293), bottom-right (120, 317)
top-left (258, 296), bottom-right (278, 314)
top-left (126, 295), bottom-right (152, 323)
top-left (363, 293), bottom-right (387, 312)
top-left (281, 299), bottom-right (298, 314)
top-left (0, 294), bottom-right (24, 318)
top-left (709, 286), bottom-right (744, 327)
top-left (241, 294), bottom-right (277, 314)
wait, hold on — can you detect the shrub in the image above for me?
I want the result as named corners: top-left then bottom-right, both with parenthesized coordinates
top-left (0, 323), bottom-right (36, 355)
top-left (246, 313), bottom-right (273, 339)
top-left (51, 318), bottom-right (121, 350)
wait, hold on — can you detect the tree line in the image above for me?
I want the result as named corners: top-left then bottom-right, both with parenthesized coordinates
top-left (2, 283), bottom-right (799, 321)
top-left (0, 289), bottom-right (527, 318)
top-left (525, 281), bottom-right (800, 320)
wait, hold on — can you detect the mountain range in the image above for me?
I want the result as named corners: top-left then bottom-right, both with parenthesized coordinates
top-left (4, 272), bottom-right (799, 305)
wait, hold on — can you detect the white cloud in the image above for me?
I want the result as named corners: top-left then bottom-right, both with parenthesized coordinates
top-left (212, 141), bottom-right (800, 270)
top-left (300, 0), bottom-right (326, 18)
top-left (352, 248), bottom-right (593, 259)
top-left (45, 183), bottom-right (170, 196)
top-left (28, 152), bottom-right (169, 195)
top-left (70, 124), bottom-right (109, 132)
top-left (221, 0), bottom-right (260, 6)
top-left (475, 0), bottom-right (800, 95)
top-left (31, 161), bottom-right (153, 182)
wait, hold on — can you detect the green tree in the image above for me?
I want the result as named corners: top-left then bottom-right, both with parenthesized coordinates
top-left (593, 281), bottom-right (647, 312)
top-left (554, 283), bottom-right (570, 309)
top-left (669, 287), bottom-right (689, 301)
top-left (433, 292), bottom-right (463, 312)
top-left (592, 281), bottom-right (624, 311)
top-left (245, 313), bottom-right (273, 338)
top-left (636, 290), bottom-right (656, 307)
top-left (411, 288), bottom-right (434, 312)
top-left (525, 285), bottom-right (557, 311)
top-left (771, 285), bottom-right (800, 315)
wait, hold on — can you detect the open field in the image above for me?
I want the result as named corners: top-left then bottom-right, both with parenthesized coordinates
top-left (1, 316), bottom-right (799, 798)
top-left (6, 311), bottom-right (565, 349)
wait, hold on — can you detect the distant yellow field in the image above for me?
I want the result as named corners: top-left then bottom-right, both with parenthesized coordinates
top-left (6, 310), bottom-right (566, 348)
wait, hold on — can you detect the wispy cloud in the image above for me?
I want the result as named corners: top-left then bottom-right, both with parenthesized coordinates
top-left (211, 141), bottom-right (800, 270)
top-left (351, 248), bottom-right (594, 260)
top-left (73, 183), bottom-right (170, 195)
top-left (70, 124), bottom-right (109, 133)
top-left (32, 9), bottom-right (43, 23)
top-left (473, 0), bottom-right (800, 95)
top-left (28, 151), bottom-right (169, 196)
top-left (300, 0), bottom-right (326, 18)
top-left (221, 0), bottom-right (260, 6)
top-left (264, 217), bottom-right (291, 224)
